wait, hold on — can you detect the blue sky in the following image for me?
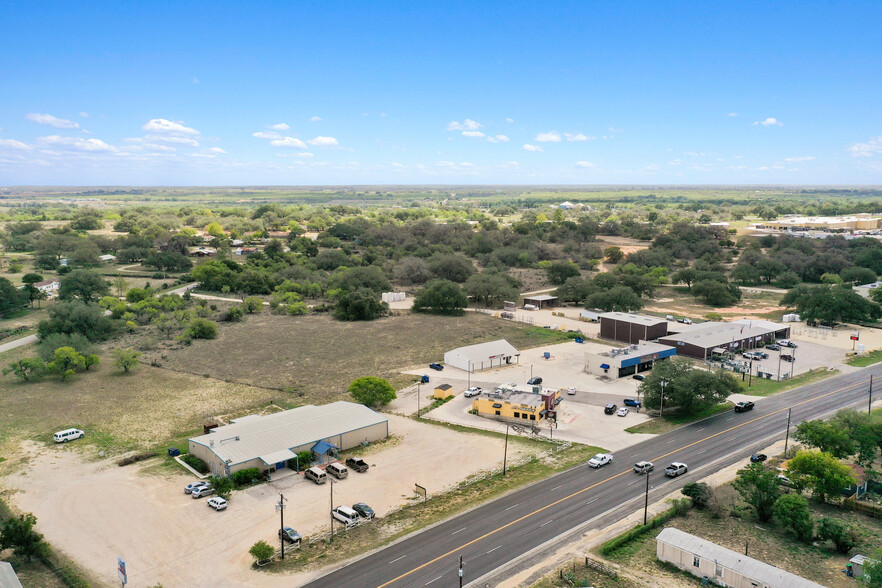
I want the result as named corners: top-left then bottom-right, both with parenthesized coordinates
top-left (1, 1), bottom-right (881, 185)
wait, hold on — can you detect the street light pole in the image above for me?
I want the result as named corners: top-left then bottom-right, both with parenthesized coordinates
top-left (643, 470), bottom-right (651, 525)
top-left (503, 424), bottom-right (509, 476)
top-left (468, 361), bottom-right (471, 388)
top-left (870, 375), bottom-right (874, 415)
top-left (458, 555), bottom-right (464, 588)
top-left (659, 379), bottom-right (668, 419)
top-left (748, 359), bottom-right (753, 390)
top-left (416, 380), bottom-right (421, 418)
top-left (783, 408), bottom-right (792, 458)
top-left (329, 478), bottom-right (335, 540)
top-left (278, 492), bottom-right (287, 560)
top-left (777, 353), bottom-right (782, 381)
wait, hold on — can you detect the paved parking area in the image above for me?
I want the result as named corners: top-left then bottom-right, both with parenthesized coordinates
top-left (730, 339), bottom-right (847, 380)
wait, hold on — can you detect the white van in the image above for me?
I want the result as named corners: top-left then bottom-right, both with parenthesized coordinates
top-left (326, 462), bottom-right (349, 479)
top-left (54, 428), bottom-right (84, 443)
top-left (305, 466), bottom-right (327, 484)
top-left (332, 505), bottom-right (360, 527)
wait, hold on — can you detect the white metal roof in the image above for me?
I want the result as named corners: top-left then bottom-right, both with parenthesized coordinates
top-left (660, 322), bottom-right (780, 348)
top-left (189, 401), bottom-right (387, 466)
top-left (599, 312), bottom-right (667, 327)
top-left (657, 528), bottom-right (826, 588)
top-left (0, 562), bottom-right (23, 588)
top-left (523, 294), bottom-right (558, 301)
top-left (445, 339), bottom-right (519, 362)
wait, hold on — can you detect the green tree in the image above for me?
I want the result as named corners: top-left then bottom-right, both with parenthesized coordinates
top-left (639, 357), bottom-right (740, 415)
top-left (37, 333), bottom-right (95, 361)
top-left (463, 272), bottom-right (519, 308)
top-left (208, 475), bottom-right (234, 499)
top-left (48, 346), bottom-right (86, 381)
top-left (428, 254), bottom-right (475, 283)
top-left (3, 358), bottom-right (46, 382)
top-left (732, 463), bottom-right (780, 522)
top-left (773, 493), bottom-right (814, 542)
top-left (546, 260), bottom-right (581, 285)
top-left (249, 540), bottom-right (275, 563)
top-left (334, 288), bottom-right (388, 321)
top-left (58, 269), bottom-right (110, 302)
top-left (794, 419), bottom-right (856, 458)
top-left (348, 376), bottom-right (397, 409)
top-left (144, 251), bottom-right (193, 272)
top-left (0, 513), bottom-right (48, 560)
top-left (787, 450), bottom-right (857, 502)
top-left (584, 285), bottom-right (644, 312)
top-left (330, 265), bottom-right (392, 294)
top-left (681, 482), bottom-right (712, 508)
top-left (604, 246), bottom-right (624, 263)
top-left (692, 279), bottom-right (741, 306)
top-left (0, 277), bottom-right (28, 318)
top-left (394, 256), bottom-right (433, 285)
top-left (242, 297), bottom-right (264, 314)
top-left (83, 353), bottom-right (100, 370)
top-left (816, 518), bottom-right (858, 553)
top-left (112, 348), bottom-right (142, 373)
top-left (38, 301), bottom-right (116, 342)
top-left (671, 268), bottom-right (698, 291)
top-left (412, 279), bottom-right (469, 315)
top-left (21, 272), bottom-right (43, 285)
top-left (781, 284), bottom-right (882, 325)
top-left (861, 548), bottom-right (882, 587)
top-left (186, 318), bottom-right (218, 339)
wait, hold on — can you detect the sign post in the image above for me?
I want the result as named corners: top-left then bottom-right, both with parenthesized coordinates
top-left (851, 332), bottom-right (860, 352)
top-left (117, 556), bottom-right (127, 586)
top-left (414, 483), bottom-right (427, 502)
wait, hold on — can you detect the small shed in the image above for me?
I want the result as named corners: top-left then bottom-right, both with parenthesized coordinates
top-left (849, 554), bottom-right (872, 578)
top-left (523, 294), bottom-right (558, 309)
top-left (434, 383), bottom-right (453, 399)
top-left (580, 310), bottom-right (600, 322)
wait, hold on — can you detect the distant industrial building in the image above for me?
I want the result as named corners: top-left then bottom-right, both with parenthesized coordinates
top-left (523, 294), bottom-right (558, 309)
top-left (599, 312), bottom-right (668, 344)
top-left (584, 342), bottom-right (676, 378)
top-left (757, 214), bottom-right (882, 232)
top-left (444, 339), bottom-right (520, 372)
top-left (656, 528), bottom-right (826, 588)
top-left (188, 402), bottom-right (389, 476)
top-left (659, 319), bottom-right (790, 360)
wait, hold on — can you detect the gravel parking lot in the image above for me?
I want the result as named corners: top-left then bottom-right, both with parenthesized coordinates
top-left (724, 339), bottom-right (846, 381)
top-left (4, 416), bottom-right (531, 588)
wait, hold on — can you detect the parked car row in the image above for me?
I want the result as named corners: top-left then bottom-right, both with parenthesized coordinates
top-left (332, 502), bottom-right (375, 528)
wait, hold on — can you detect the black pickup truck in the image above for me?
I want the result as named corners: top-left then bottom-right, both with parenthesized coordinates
top-left (345, 457), bottom-right (369, 473)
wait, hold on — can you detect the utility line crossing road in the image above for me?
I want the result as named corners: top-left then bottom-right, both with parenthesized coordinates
top-left (304, 365), bottom-right (880, 588)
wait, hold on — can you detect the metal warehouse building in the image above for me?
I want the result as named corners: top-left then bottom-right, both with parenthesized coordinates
top-left (658, 319), bottom-right (790, 360)
top-left (584, 342), bottom-right (676, 378)
top-left (444, 339), bottom-right (520, 372)
top-left (657, 528), bottom-right (825, 588)
top-left (188, 401), bottom-right (389, 477)
top-left (599, 312), bottom-right (668, 344)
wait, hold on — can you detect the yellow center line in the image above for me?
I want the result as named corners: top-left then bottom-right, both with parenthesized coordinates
top-left (377, 377), bottom-right (868, 587)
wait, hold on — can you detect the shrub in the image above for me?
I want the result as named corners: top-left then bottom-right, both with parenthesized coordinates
top-left (223, 306), bottom-right (245, 322)
top-left (249, 540), bottom-right (274, 564)
top-left (181, 454), bottom-right (208, 474)
top-left (681, 482), bottom-right (712, 508)
top-left (186, 318), bottom-right (218, 339)
top-left (231, 467), bottom-right (262, 488)
top-left (117, 452), bottom-right (157, 467)
top-left (209, 475), bottom-right (234, 499)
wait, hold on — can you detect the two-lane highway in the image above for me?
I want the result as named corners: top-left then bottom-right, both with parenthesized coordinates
top-left (304, 364), bottom-right (880, 588)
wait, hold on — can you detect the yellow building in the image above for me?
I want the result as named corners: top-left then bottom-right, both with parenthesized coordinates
top-left (434, 383), bottom-right (453, 399)
top-left (472, 389), bottom-right (559, 423)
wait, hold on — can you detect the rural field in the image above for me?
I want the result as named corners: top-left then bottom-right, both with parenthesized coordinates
top-left (155, 311), bottom-right (572, 403)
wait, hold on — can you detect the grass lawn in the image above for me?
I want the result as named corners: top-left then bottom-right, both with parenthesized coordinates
top-left (847, 348), bottom-right (882, 367)
top-left (739, 367), bottom-right (837, 397)
top-left (156, 312), bottom-right (573, 406)
top-left (624, 403), bottom-right (733, 435)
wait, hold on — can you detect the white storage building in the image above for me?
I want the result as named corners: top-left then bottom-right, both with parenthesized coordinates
top-left (443, 339), bottom-right (520, 372)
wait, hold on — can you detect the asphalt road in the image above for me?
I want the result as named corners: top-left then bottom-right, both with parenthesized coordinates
top-left (303, 363), bottom-right (881, 588)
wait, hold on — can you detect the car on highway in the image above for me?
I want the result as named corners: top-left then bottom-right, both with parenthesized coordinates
top-left (604, 403), bottom-right (617, 415)
top-left (191, 485), bottom-right (214, 498)
top-left (617, 407), bottom-right (629, 417)
top-left (766, 343), bottom-right (781, 351)
top-left (279, 526), bottom-right (302, 544)
top-left (527, 376), bottom-right (542, 385)
top-left (633, 461), bottom-right (654, 474)
top-left (429, 363), bottom-right (444, 371)
top-left (464, 386), bottom-right (483, 397)
top-left (184, 481), bottom-right (209, 494)
top-left (566, 387), bottom-right (576, 395)
top-left (588, 453), bottom-right (613, 468)
top-left (206, 497), bottom-right (227, 511)
top-left (345, 457), bottom-right (369, 473)
top-left (353, 502), bottom-right (375, 519)
top-left (734, 401), bottom-right (755, 413)
top-left (664, 462), bottom-right (688, 477)
top-left (632, 374), bottom-right (645, 381)
top-left (750, 453), bottom-right (767, 463)
top-left (781, 354), bottom-right (794, 362)
top-left (623, 398), bottom-right (641, 408)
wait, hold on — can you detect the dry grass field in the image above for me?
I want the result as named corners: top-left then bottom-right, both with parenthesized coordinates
top-left (644, 285), bottom-right (786, 321)
top-left (156, 312), bottom-right (571, 404)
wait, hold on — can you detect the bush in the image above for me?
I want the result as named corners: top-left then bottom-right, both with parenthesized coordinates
top-left (186, 318), bottom-right (218, 339)
top-left (181, 454), bottom-right (208, 474)
top-left (249, 540), bottom-right (274, 563)
top-left (231, 467), bottom-right (262, 488)
top-left (209, 475), bottom-right (234, 499)
top-left (223, 306), bottom-right (245, 322)
top-left (117, 452), bottom-right (157, 467)
top-left (681, 482), bottom-right (712, 508)
top-left (599, 499), bottom-right (689, 556)
top-left (288, 450), bottom-right (314, 471)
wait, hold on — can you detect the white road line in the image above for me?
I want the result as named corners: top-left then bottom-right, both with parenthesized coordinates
top-left (540, 519), bottom-right (554, 527)
top-left (390, 555), bottom-right (406, 564)
top-left (451, 527), bottom-right (466, 535)
top-left (696, 427), bottom-right (707, 432)
top-left (666, 439), bottom-right (677, 444)
top-left (724, 417), bottom-right (734, 421)
top-left (551, 485), bottom-right (563, 491)
top-left (426, 575), bottom-right (444, 585)
top-left (487, 545), bottom-right (502, 553)
top-left (586, 498), bottom-right (598, 505)
top-left (504, 504), bottom-right (519, 511)
top-left (627, 480), bottom-right (639, 486)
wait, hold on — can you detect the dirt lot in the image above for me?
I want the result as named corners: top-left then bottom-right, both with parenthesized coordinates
top-left (2, 415), bottom-right (536, 588)
top-left (156, 312), bottom-right (571, 402)
top-left (644, 285), bottom-right (786, 321)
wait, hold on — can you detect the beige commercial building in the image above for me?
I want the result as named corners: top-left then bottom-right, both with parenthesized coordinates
top-left (188, 401), bottom-right (388, 476)
top-left (758, 214), bottom-right (882, 231)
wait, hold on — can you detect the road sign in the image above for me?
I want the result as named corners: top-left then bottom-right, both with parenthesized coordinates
top-left (414, 483), bottom-right (427, 500)
top-left (851, 333), bottom-right (860, 341)
top-left (117, 557), bottom-right (127, 585)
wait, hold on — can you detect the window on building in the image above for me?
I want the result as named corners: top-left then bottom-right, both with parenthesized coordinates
top-left (514, 412), bottom-right (520, 418)
top-left (495, 410), bottom-right (500, 416)
top-left (693, 556), bottom-right (700, 567)
top-left (522, 413), bottom-right (528, 419)
top-left (530, 414), bottom-right (536, 420)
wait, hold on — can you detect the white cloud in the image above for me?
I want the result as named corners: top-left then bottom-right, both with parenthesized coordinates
top-left (784, 156), bottom-right (815, 162)
top-left (270, 137), bottom-right (307, 149)
top-left (308, 136), bottom-right (339, 147)
top-left (309, 116), bottom-right (322, 122)
top-left (204, 147), bottom-right (226, 154)
top-left (505, 118), bottom-right (514, 123)
top-left (146, 134), bottom-right (199, 147)
top-left (535, 131), bottom-right (561, 142)
top-left (727, 112), bottom-right (738, 117)
top-left (565, 133), bottom-right (593, 142)
top-left (142, 118), bottom-right (200, 135)
top-left (486, 134), bottom-right (509, 143)
top-left (447, 119), bottom-right (482, 131)
top-left (37, 135), bottom-right (115, 152)
top-left (141, 143), bottom-right (176, 152)
top-left (0, 139), bottom-right (30, 150)
top-left (608, 127), bottom-right (623, 133)
top-left (268, 123), bottom-right (290, 130)
top-left (461, 130), bottom-right (486, 138)
top-left (295, 152), bottom-right (314, 158)
top-left (848, 136), bottom-right (882, 157)
top-left (253, 131), bottom-right (281, 139)
top-left (645, 163), bottom-right (660, 171)
top-left (576, 161), bottom-right (596, 168)
top-left (26, 113), bottom-right (80, 129)
top-left (79, 112), bottom-right (90, 118)
top-left (753, 117), bottom-right (783, 127)
top-left (523, 144), bottom-right (542, 152)
top-left (668, 159), bottom-right (683, 166)
top-left (684, 151), bottom-right (706, 157)
top-left (192, 77), bottom-right (200, 84)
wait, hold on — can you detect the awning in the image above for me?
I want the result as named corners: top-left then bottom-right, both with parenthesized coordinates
top-left (711, 347), bottom-right (727, 355)
top-left (539, 409), bottom-right (548, 416)
top-left (600, 363), bottom-right (610, 369)
top-left (259, 449), bottom-right (296, 465)
top-left (311, 440), bottom-right (339, 455)
top-left (492, 403), bottom-right (503, 409)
